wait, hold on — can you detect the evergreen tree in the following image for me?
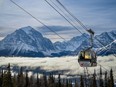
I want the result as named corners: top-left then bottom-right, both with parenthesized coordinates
top-left (104, 71), bottom-right (108, 87)
top-left (80, 75), bottom-right (84, 87)
top-left (99, 66), bottom-right (104, 87)
top-left (110, 68), bottom-right (114, 87)
top-left (48, 73), bottom-right (55, 87)
top-left (36, 73), bottom-right (40, 87)
top-left (17, 67), bottom-right (24, 87)
top-left (29, 75), bottom-right (34, 87)
top-left (25, 70), bottom-right (29, 87)
top-left (12, 74), bottom-right (17, 87)
top-left (92, 70), bottom-right (97, 87)
top-left (66, 79), bottom-right (68, 87)
top-left (107, 76), bottom-right (112, 87)
top-left (40, 73), bottom-right (47, 87)
top-left (2, 63), bottom-right (13, 87)
top-left (43, 73), bottom-right (47, 87)
top-left (69, 80), bottom-right (72, 87)
top-left (58, 74), bottom-right (61, 87)
top-left (0, 68), bottom-right (3, 87)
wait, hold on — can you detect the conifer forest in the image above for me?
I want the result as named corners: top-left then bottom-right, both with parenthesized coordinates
top-left (0, 64), bottom-right (115, 87)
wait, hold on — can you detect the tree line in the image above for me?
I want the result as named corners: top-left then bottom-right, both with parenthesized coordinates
top-left (0, 64), bottom-right (115, 87)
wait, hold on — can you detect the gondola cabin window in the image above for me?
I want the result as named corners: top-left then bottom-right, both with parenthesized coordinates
top-left (79, 51), bottom-right (84, 60)
top-left (84, 51), bottom-right (91, 59)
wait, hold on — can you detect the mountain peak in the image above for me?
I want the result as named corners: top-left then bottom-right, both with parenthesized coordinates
top-left (0, 26), bottom-right (56, 57)
top-left (19, 26), bottom-right (35, 34)
top-left (18, 26), bottom-right (38, 34)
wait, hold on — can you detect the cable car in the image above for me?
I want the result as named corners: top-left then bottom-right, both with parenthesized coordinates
top-left (78, 48), bottom-right (97, 67)
top-left (78, 29), bottom-right (97, 67)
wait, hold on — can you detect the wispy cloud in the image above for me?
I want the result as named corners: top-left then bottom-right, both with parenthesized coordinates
top-left (36, 26), bottom-right (82, 42)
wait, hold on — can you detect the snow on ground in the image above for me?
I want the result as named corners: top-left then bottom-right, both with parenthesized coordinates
top-left (0, 55), bottom-right (116, 79)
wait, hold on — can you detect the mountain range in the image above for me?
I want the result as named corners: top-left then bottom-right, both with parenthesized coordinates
top-left (0, 26), bottom-right (115, 57)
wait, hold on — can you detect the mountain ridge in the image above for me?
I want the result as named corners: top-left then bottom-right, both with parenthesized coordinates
top-left (0, 26), bottom-right (115, 57)
top-left (0, 26), bottom-right (56, 57)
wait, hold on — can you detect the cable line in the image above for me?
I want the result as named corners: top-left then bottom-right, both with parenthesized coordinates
top-left (49, 0), bottom-right (85, 33)
top-left (54, 0), bottom-right (116, 73)
top-left (10, 0), bottom-right (67, 41)
top-left (56, 0), bottom-right (116, 57)
top-left (44, 0), bottom-right (83, 35)
top-left (10, 0), bottom-right (80, 49)
top-left (56, 0), bottom-right (88, 31)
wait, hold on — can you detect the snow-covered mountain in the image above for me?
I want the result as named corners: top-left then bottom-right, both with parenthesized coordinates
top-left (0, 26), bottom-right (56, 57)
top-left (0, 26), bottom-right (115, 57)
top-left (94, 30), bottom-right (116, 47)
top-left (54, 30), bottom-right (116, 55)
top-left (54, 33), bottom-right (89, 51)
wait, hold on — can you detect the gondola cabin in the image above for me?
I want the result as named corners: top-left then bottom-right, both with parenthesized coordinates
top-left (78, 49), bottom-right (97, 67)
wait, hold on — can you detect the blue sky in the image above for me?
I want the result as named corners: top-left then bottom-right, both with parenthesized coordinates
top-left (0, 0), bottom-right (116, 42)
